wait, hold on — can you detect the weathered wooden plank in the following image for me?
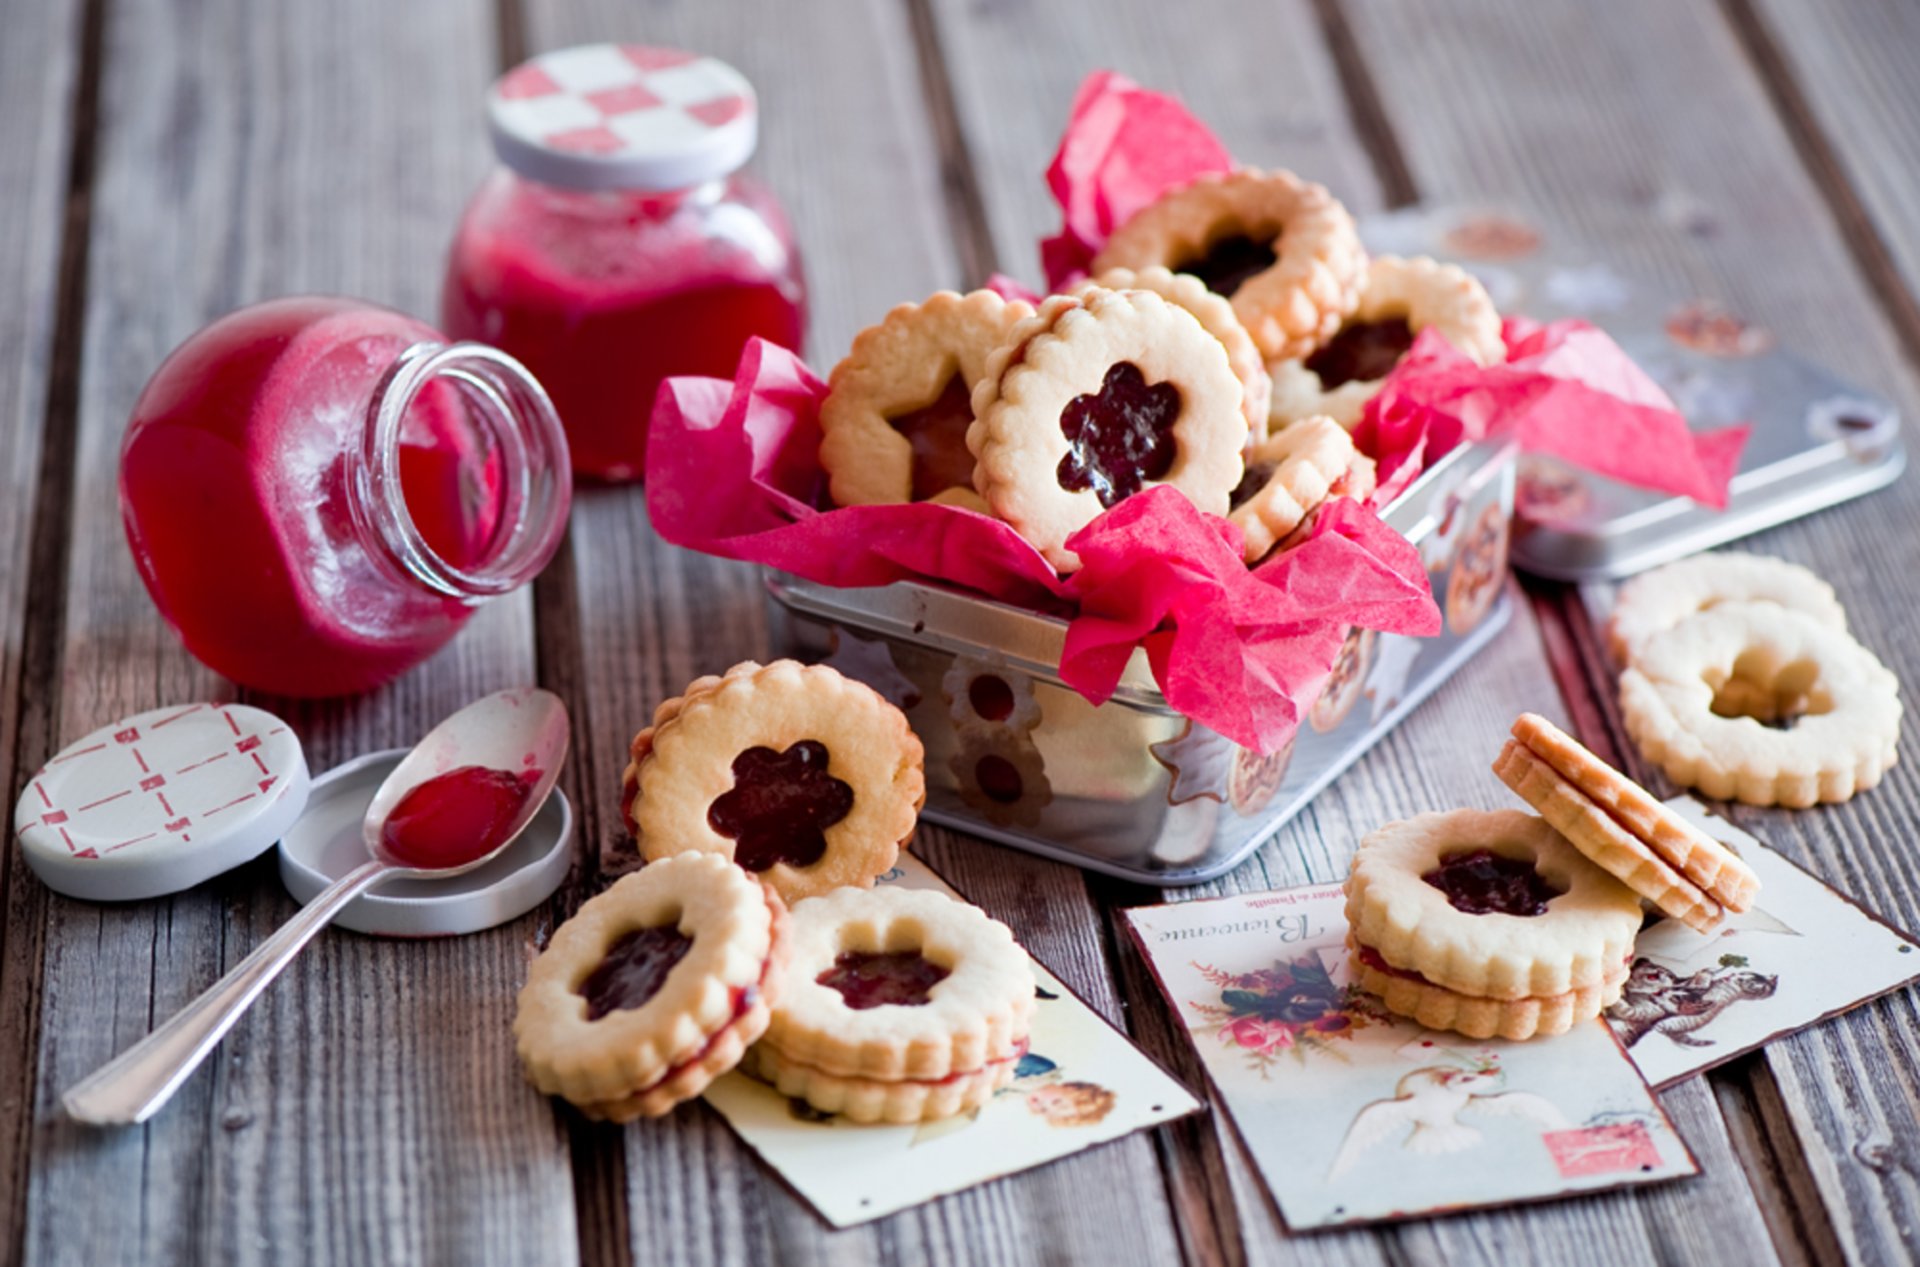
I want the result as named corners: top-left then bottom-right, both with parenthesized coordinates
top-left (1344, 1), bottom-right (1920, 1262)
top-left (518, 1), bottom-right (1185, 1262)
top-left (21, 0), bottom-right (577, 1263)
top-left (0, 0), bottom-right (88, 1257)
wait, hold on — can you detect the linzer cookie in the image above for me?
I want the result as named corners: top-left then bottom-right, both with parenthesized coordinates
top-left (819, 289), bottom-right (1033, 507)
top-left (1269, 256), bottom-right (1503, 431)
top-left (1606, 551), bottom-right (1847, 664)
top-left (1619, 603), bottom-right (1900, 807)
top-left (1345, 809), bottom-right (1642, 1039)
top-left (749, 886), bottom-right (1037, 1122)
top-left (1497, 713), bottom-right (1758, 930)
top-left (968, 289), bottom-right (1247, 572)
top-left (514, 853), bottom-right (788, 1121)
top-left (624, 660), bottom-right (926, 903)
top-left (1090, 168), bottom-right (1367, 361)
top-left (1228, 416), bottom-right (1376, 564)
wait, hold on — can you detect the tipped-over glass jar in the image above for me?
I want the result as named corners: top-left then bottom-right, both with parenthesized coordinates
top-left (119, 296), bottom-right (572, 697)
top-left (441, 43), bottom-right (807, 482)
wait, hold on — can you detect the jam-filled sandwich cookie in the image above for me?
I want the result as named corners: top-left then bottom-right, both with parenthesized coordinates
top-left (747, 886), bottom-right (1037, 1123)
top-left (1228, 416), bottom-right (1377, 564)
top-left (1071, 266), bottom-right (1271, 444)
top-left (1495, 713), bottom-right (1759, 933)
top-left (1605, 551), bottom-right (1846, 665)
top-left (968, 288), bottom-right (1247, 572)
top-left (1090, 168), bottom-right (1367, 361)
top-left (1270, 256), bottom-right (1503, 431)
top-left (1345, 809), bottom-right (1643, 1039)
top-left (514, 853), bottom-right (788, 1121)
top-left (1619, 602), bottom-right (1900, 807)
top-left (625, 660), bottom-right (926, 904)
top-left (819, 289), bottom-right (1033, 509)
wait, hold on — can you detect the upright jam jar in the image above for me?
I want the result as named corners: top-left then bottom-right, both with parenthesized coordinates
top-left (119, 297), bottom-right (572, 697)
top-left (441, 44), bottom-right (807, 482)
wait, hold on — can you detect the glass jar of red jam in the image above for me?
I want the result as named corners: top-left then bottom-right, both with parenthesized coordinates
top-left (119, 296), bottom-right (571, 697)
top-left (441, 44), bottom-right (807, 482)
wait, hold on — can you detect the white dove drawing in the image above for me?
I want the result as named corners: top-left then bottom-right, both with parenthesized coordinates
top-left (1327, 1064), bottom-right (1570, 1180)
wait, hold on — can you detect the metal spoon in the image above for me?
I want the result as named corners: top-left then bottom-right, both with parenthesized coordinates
top-left (62, 687), bottom-right (570, 1126)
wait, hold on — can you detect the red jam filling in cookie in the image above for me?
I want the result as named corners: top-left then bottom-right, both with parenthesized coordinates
top-left (886, 374), bottom-right (977, 501)
top-left (817, 950), bottom-right (951, 1009)
top-left (1304, 317), bottom-right (1416, 389)
top-left (1420, 849), bottom-right (1564, 917)
top-left (1056, 361), bottom-right (1183, 508)
top-left (1179, 233), bottom-right (1279, 297)
top-left (580, 925), bottom-right (695, 1020)
top-left (708, 740), bottom-right (855, 872)
top-left (968, 675), bottom-right (1016, 722)
top-left (974, 754), bottom-right (1025, 804)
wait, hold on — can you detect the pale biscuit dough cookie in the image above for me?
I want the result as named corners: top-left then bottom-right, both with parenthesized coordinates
top-left (745, 1039), bottom-right (1021, 1124)
top-left (1091, 168), bottom-right (1367, 360)
top-left (1228, 416), bottom-right (1374, 563)
top-left (1073, 266), bottom-right (1271, 443)
top-left (1607, 551), bottom-right (1847, 665)
top-left (1269, 256), bottom-right (1504, 430)
top-left (1506, 712), bottom-right (1759, 917)
top-left (1349, 937), bottom-right (1628, 1041)
top-left (514, 853), bottom-right (788, 1120)
top-left (1619, 603), bottom-right (1900, 807)
top-left (818, 290), bottom-right (1033, 507)
top-left (630, 661), bottom-right (926, 903)
top-left (968, 289), bottom-right (1247, 572)
top-left (1345, 809), bottom-right (1643, 1000)
top-left (759, 886), bottom-right (1036, 1081)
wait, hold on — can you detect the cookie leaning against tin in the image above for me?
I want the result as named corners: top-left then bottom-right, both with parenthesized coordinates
top-left (514, 853), bottom-right (789, 1121)
top-left (624, 661), bottom-right (926, 904)
top-left (1227, 416), bottom-right (1377, 564)
top-left (1494, 714), bottom-right (1758, 934)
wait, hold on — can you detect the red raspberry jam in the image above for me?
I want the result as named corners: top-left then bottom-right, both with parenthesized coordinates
top-left (887, 374), bottom-right (977, 502)
top-left (816, 950), bottom-right (951, 1009)
top-left (580, 925), bottom-right (694, 1020)
top-left (1178, 233), bottom-right (1277, 297)
top-left (1304, 317), bottom-right (1415, 389)
top-left (380, 764), bottom-right (541, 870)
top-left (1421, 849), bottom-right (1564, 917)
top-left (706, 740), bottom-right (854, 871)
top-left (1056, 361), bottom-right (1183, 508)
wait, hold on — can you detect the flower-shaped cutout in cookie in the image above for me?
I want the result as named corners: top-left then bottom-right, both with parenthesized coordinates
top-left (817, 951), bottom-right (951, 1010)
top-left (708, 740), bottom-right (855, 873)
top-left (1056, 362), bottom-right (1183, 508)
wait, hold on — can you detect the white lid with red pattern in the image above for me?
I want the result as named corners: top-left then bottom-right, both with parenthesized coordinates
top-left (14, 703), bottom-right (310, 901)
top-left (487, 43), bottom-right (759, 192)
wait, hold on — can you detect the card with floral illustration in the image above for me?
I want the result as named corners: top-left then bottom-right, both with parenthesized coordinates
top-left (1124, 881), bottom-right (1696, 1229)
top-left (1607, 799), bottom-right (1920, 1090)
top-left (701, 855), bottom-right (1202, 1227)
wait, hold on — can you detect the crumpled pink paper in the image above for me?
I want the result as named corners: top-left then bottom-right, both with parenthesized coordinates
top-left (646, 339), bottom-right (1438, 752)
top-left (1355, 319), bottom-right (1751, 508)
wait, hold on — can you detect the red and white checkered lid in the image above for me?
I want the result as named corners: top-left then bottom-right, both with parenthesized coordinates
top-left (487, 44), bottom-right (759, 192)
top-left (14, 703), bottom-right (310, 902)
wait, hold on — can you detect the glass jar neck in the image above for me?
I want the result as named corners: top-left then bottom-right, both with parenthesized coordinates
top-left (351, 341), bottom-right (572, 601)
top-left (511, 170), bottom-right (731, 218)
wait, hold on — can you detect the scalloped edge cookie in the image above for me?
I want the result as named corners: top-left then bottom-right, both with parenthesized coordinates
top-left (1349, 937), bottom-right (1629, 1041)
top-left (1229, 416), bottom-right (1375, 563)
top-left (745, 1038), bottom-right (1022, 1124)
top-left (1607, 551), bottom-right (1848, 665)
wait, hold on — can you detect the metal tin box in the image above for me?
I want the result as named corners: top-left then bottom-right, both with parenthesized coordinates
top-left (768, 438), bottom-right (1517, 886)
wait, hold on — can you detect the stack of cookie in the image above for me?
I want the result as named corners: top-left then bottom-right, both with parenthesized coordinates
top-left (1607, 552), bottom-right (1901, 807)
top-left (814, 165), bottom-right (1498, 569)
top-left (1345, 712), bottom-right (1763, 1041)
top-left (515, 659), bottom-right (1039, 1124)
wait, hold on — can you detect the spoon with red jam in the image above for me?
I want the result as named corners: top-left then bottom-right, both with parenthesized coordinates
top-left (63, 688), bottom-right (569, 1125)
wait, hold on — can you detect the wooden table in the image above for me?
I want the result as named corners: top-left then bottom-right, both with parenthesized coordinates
top-left (4, 1), bottom-right (1917, 1262)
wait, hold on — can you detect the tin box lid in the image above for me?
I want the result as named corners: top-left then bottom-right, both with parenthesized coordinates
top-left (487, 44), bottom-right (758, 192)
top-left (15, 703), bottom-right (310, 902)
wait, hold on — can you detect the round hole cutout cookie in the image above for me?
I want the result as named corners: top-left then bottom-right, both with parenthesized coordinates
top-left (1090, 168), bottom-right (1367, 361)
top-left (625, 661), bottom-right (926, 903)
top-left (513, 853), bottom-right (788, 1120)
top-left (1619, 602), bottom-right (1900, 807)
top-left (968, 289), bottom-right (1247, 572)
top-left (756, 885), bottom-right (1036, 1084)
top-left (1345, 809), bottom-right (1643, 1001)
top-left (949, 728), bottom-right (1053, 828)
top-left (1606, 551), bottom-right (1847, 666)
top-left (819, 289), bottom-right (1034, 507)
top-left (942, 654), bottom-right (1042, 732)
top-left (1269, 256), bottom-right (1503, 431)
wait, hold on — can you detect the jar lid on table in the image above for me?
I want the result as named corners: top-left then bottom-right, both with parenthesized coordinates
top-left (486, 43), bottom-right (759, 192)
